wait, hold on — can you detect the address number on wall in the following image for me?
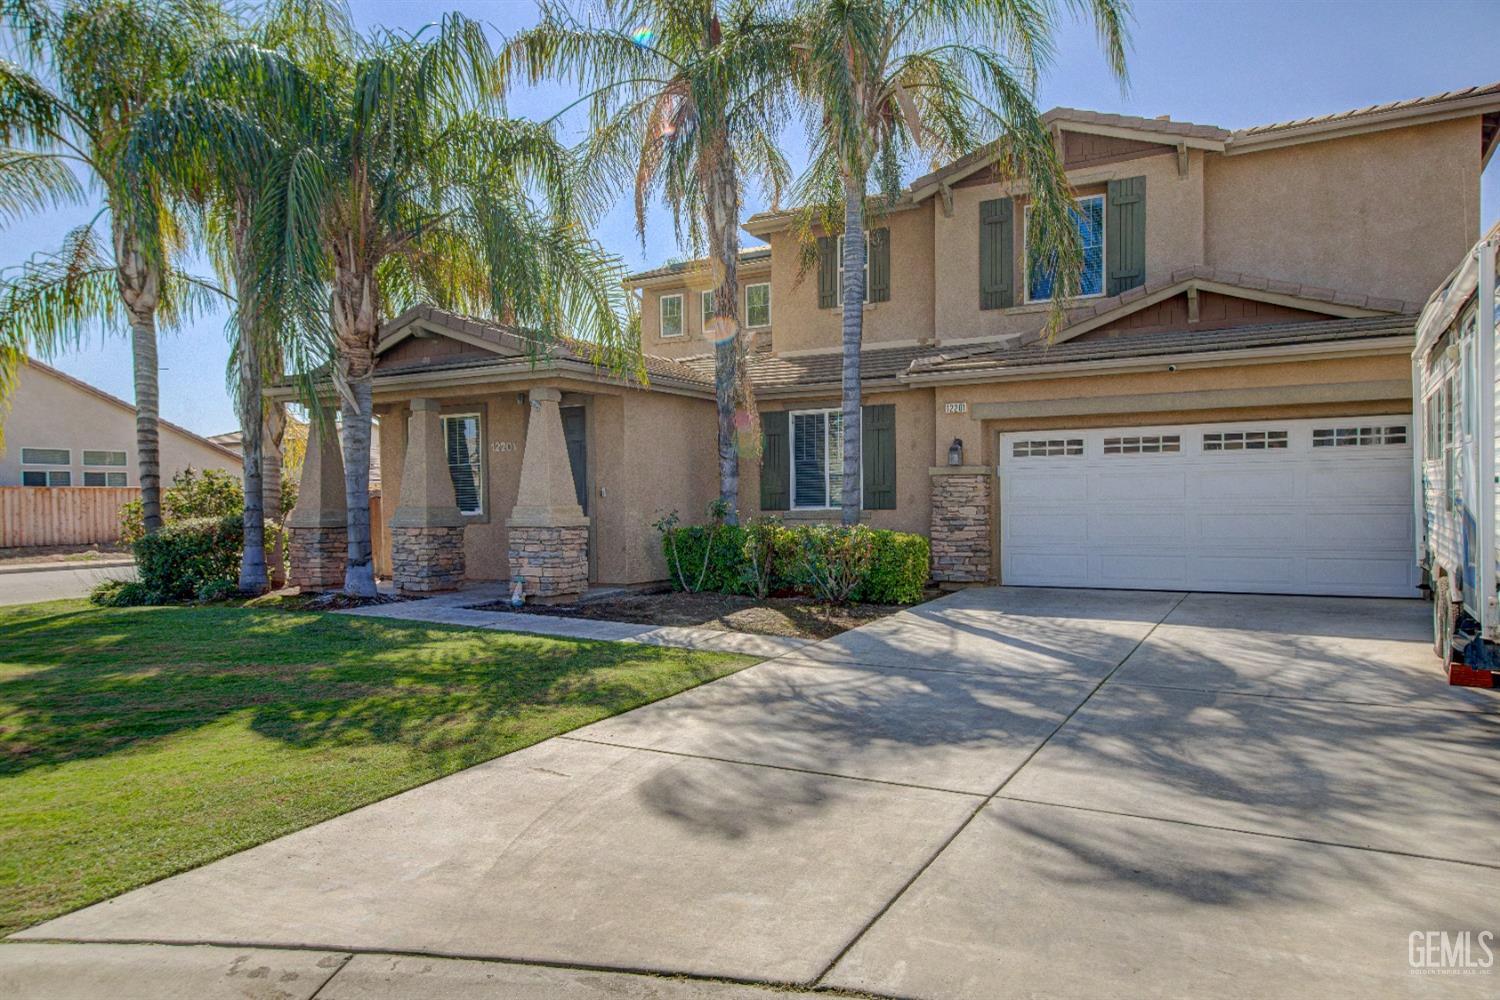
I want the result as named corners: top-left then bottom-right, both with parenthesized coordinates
top-left (491, 441), bottom-right (518, 453)
top-left (943, 402), bottom-right (968, 414)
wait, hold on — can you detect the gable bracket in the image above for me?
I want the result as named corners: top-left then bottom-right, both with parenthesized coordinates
top-left (1176, 142), bottom-right (1189, 178)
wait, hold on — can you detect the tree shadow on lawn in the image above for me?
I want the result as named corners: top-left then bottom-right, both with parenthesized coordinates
top-left (0, 605), bottom-right (740, 778)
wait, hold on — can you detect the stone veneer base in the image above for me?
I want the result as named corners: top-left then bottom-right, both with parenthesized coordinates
top-left (508, 524), bottom-right (588, 600)
top-left (392, 525), bottom-right (466, 593)
top-left (930, 472), bottom-right (992, 584)
top-left (287, 525), bottom-right (348, 590)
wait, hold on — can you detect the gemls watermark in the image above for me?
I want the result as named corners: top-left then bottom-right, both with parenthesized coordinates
top-left (1409, 931), bottom-right (1495, 975)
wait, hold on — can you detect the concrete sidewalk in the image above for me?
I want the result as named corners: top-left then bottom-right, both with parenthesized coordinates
top-left (10, 587), bottom-right (1500, 998)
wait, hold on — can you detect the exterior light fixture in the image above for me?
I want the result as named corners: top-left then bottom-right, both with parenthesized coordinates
top-left (948, 438), bottom-right (964, 466)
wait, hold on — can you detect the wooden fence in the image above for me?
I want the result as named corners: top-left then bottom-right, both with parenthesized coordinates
top-left (0, 486), bottom-right (139, 548)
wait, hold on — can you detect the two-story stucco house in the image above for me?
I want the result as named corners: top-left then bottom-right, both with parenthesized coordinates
top-left (280, 83), bottom-right (1500, 600)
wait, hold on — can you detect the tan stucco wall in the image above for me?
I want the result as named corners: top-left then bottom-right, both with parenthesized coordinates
top-left (738, 387), bottom-right (935, 535)
top-left (1203, 117), bottom-right (1482, 304)
top-left (636, 260), bottom-right (772, 359)
top-left (935, 148), bottom-right (1206, 343)
top-left (0, 362), bottom-right (240, 487)
top-left (764, 207), bottom-right (937, 354)
top-left (376, 379), bottom-right (718, 585)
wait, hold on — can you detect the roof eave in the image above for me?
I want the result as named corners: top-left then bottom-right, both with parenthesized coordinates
top-left (1227, 95), bottom-right (1500, 154)
top-left (901, 335), bottom-right (1414, 386)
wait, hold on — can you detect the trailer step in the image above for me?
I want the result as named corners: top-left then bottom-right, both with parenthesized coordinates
top-left (1448, 660), bottom-right (1497, 688)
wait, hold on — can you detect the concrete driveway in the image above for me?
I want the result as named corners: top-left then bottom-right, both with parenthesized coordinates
top-left (8, 588), bottom-right (1500, 999)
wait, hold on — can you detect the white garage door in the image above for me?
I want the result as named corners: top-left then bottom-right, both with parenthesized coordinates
top-left (999, 416), bottom-right (1417, 597)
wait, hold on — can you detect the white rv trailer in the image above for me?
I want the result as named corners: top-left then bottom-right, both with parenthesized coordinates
top-left (1414, 222), bottom-right (1500, 682)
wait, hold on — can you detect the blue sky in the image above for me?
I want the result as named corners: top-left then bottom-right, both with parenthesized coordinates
top-left (10, 0), bottom-right (1499, 435)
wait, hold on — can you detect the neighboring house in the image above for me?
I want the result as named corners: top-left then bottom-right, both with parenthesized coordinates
top-left (0, 358), bottom-right (242, 488)
top-left (280, 82), bottom-right (1500, 599)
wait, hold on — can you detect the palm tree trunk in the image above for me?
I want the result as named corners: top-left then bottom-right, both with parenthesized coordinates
top-left (332, 265), bottom-right (378, 598)
top-left (839, 174), bottom-right (865, 526)
top-left (115, 227), bottom-right (164, 536)
top-left (232, 207), bottom-right (269, 594)
top-left (704, 144), bottom-right (743, 523)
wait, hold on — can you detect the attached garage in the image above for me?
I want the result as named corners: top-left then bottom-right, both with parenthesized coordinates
top-left (998, 416), bottom-right (1417, 597)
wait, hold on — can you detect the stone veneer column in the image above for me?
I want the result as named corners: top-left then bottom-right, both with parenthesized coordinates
top-left (929, 466), bottom-right (993, 584)
top-left (506, 387), bottom-right (589, 600)
top-left (286, 419), bottom-right (348, 590)
top-left (389, 398), bottom-right (467, 593)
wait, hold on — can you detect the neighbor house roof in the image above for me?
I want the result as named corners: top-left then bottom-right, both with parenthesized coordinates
top-left (677, 342), bottom-right (938, 396)
top-left (906, 314), bottom-right (1416, 381)
top-left (624, 245), bottom-right (772, 286)
top-left (23, 357), bottom-right (243, 464)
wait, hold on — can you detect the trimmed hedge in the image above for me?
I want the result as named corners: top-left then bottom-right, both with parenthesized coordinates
top-left (660, 519), bottom-right (929, 604)
top-left (133, 514), bottom-right (244, 603)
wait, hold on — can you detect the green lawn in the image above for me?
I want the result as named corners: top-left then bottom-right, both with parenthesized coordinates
top-left (0, 600), bottom-right (752, 937)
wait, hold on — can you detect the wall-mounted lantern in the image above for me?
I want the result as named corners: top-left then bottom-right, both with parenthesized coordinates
top-left (948, 438), bottom-right (964, 466)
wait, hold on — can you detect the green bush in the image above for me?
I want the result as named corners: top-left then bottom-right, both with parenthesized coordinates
top-left (194, 577), bottom-right (240, 603)
top-left (657, 510), bottom-right (929, 604)
top-left (88, 579), bottom-right (161, 607)
top-left (134, 515), bottom-right (244, 603)
top-left (120, 467), bottom-right (244, 545)
top-left (798, 525), bottom-right (875, 604)
top-left (856, 530), bottom-right (931, 604)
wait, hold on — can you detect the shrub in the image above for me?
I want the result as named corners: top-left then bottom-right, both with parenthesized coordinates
top-left (797, 525), bottom-right (876, 604)
top-left (134, 514), bottom-right (244, 603)
top-left (120, 467), bottom-right (244, 544)
top-left (88, 579), bottom-right (161, 607)
top-left (194, 577), bottom-right (240, 603)
top-left (738, 518), bottom-right (786, 599)
top-left (856, 531), bottom-right (931, 604)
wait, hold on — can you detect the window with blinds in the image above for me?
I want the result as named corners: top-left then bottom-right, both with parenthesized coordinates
top-left (441, 413), bottom-right (483, 515)
top-left (791, 409), bottom-right (845, 509)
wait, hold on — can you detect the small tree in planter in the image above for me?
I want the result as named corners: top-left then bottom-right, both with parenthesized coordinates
top-left (800, 525), bottom-right (875, 604)
top-left (656, 499), bottom-right (735, 593)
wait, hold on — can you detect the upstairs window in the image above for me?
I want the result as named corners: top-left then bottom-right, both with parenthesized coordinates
top-left (83, 450), bottom-right (127, 467)
top-left (1026, 194), bottom-right (1105, 302)
top-left (83, 471), bottom-right (128, 487)
top-left (21, 447), bottom-right (69, 466)
top-left (836, 235), bottom-right (869, 303)
top-left (701, 290), bottom-right (714, 330)
top-left (659, 293), bottom-right (683, 338)
top-left (745, 283), bottom-right (771, 328)
top-left (441, 413), bottom-right (483, 515)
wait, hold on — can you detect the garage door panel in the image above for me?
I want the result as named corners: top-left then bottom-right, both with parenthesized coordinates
top-left (1304, 463), bottom-right (1411, 500)
top-left (999, 416), bottom-right (1416, 598)
top-left (1004, 550), bottom-right (1088, 587)
top-left (1091, 510), bottom-right (1187, 544)
top-left (1305, 511), bottom-right (1413, 546)
top-left (1198, 511), bottom-right (1302, 545)
top-left (1096, 553), bottom-right (1189, 588)
top-left (1194, 555), bottom-right (1299, 589)
top-left (1194, 468), bottom-right (1294, 501)
top-left (1093, 471), bottom-right (1188, 501)
top-left (1006, 512), bottom-right (1088, 544)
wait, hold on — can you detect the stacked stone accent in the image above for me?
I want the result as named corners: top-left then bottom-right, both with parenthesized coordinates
top-left (392, 525), bottom-right (466, 592)
top-left (287, 525), bottom-right (347, 590)
top-left (508, 524), bottom-right (589, 599)
top-left (930, 467), bottom-right (993, 584)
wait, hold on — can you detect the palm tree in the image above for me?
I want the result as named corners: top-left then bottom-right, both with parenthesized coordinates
top-left (210, 12), bottom-right (631, 596)
top-left (792, 0), bottom-right (1129, 525)
top-left (127, 0), bottom-right (353, 593)
top-left (0, 0), bottom-right (227, 533)
top-left (508, 0), bottom-right (799, 523)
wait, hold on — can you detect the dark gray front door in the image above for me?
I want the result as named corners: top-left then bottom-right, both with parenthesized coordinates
top-left (561, 406), bottom-right (587, 514)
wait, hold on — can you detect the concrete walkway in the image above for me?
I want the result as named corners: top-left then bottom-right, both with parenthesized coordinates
top-left (338, 583), bottom-right (816, 658)
top-left (9, 587), bottom-right (1500, 998)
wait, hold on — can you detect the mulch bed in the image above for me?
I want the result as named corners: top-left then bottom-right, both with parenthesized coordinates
top-left (477, 587), bottom-right (931, 640)
top-left (243, 589), bottom-right (414, 612)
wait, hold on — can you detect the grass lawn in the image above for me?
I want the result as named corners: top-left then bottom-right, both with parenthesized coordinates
top-left (0, 599), bottom-right (753, 937)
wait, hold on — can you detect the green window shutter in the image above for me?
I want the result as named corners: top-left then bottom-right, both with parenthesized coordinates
top-left (760, 410), bottom-right (790, 511)
top-left (861, 404), bottom-right (896, 510)
top-left (979, 197), bottom-right (1014, 310)
top-left (816, 236), bottom-right (837, 309)
top-left (868, 228), bottom-right (891, 303)
top-left (1106, 176), bottom-right (1146, 296)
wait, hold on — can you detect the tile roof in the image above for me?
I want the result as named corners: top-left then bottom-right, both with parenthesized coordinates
top-left (677, 343), bottom-right (938, 392)
top-left (1237, 81), bottom-right (1500, 137)
top-left (1043, 106), bottom-right (1230, 141)
top-left (909, 314), bottom-right (1416, 377)
top-left (623, 245), bottom-right (771, 283)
